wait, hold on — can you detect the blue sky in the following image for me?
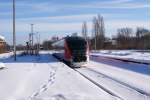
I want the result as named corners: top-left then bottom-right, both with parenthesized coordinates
top-left (0, 0), bottom-right (150, 45)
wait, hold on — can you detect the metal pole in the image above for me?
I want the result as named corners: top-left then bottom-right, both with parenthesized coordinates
top-left (39, 34), bottom-right (41, 51)
top-left (13, 0), bottom-right (16, 61)
top-left (35, 32), bottom-right (39, 54)
top-left (95, 36), bottom-right (96, 50)
top-left (94, 31), bottom-right (97, 50)
top-left (38, 33), bottom-right (40, 52)
top-left (29, 33), bottom-right (32, 54)
top-left (31, 24), bottom-right (34, 47)
top-left (31, 24), bottom-right (34, 54)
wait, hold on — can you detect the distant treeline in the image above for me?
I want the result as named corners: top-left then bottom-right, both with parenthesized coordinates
top-left (112, 27), bottom-right (150, 49)
top-left (5, 14), bottom-right (150, 51)
top-left (82, 14), bottom-right (150, 50)
top-left (34, 15), bottom-right (150, 50)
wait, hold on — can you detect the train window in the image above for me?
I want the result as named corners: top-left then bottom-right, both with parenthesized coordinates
top-left (66, 37), bottom-right (87, 51)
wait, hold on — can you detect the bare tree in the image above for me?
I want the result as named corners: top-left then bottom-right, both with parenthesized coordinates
top-left (97, 15), bottom-right (105, 49)
top-left (136, 27), bottom-right (150, 49)
top-left (92, 15), bottom-right (105, 50)
top-left (116, 27), bottom-right (133, 49)
top-left (82, 21), bottom-right (88, 40)
top-left (92, 17), bottom-right (98, 50)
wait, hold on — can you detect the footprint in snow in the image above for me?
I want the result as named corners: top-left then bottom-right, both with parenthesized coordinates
top-left (0, 63), bottom-right (6, 70)
top-left (52, 94), bottom-right (68, 100)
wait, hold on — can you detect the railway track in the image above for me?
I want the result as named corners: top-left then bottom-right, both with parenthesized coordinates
top-left (77, 68), bottom-right (150, 99)
top-left (53, 53), bottom-right (150, 100)
top-left (91, 55), bottom-right (150, 65)
top-left (75, 69), bottom-right (124, 100)
top-left (53, 54), bottom-right (123, 100)
top-left (86, 68), bottom-right (150, 96)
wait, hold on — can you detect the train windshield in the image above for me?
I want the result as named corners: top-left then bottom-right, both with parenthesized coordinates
top-left (66, 37), bottom-right (87, 51)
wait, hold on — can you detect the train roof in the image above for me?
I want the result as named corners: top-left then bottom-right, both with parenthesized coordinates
top-left (65, 36), bottom-right (87, 50)
top-left (52, 36), bottom-right (87, 48)
top-left (65, 36), bottom-right (86, 42)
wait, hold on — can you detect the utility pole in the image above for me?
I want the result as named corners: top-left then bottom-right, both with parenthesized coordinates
top-left (95, 35), bottom-right (97, 50)
top-left (31, 24), bottom-right (34, 48)
top-left (35, 32), bottom-right (40, 54)
top-left (13, 0), bottom-right (16, 61)
top-left (29, 33), bottom-right (32, 54)
top-left (38, 33), bottom-right (40, 53)
top-left (31, 24), bottom-right (34, 54)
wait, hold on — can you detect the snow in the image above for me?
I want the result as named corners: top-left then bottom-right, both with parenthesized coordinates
top-left (0, 35), bottom-right (5, 40)
top-left (91, 50), bottom-right (150, 64)
top-left (0, 51), bottom-right (116, 100)
top-left (0, 51), bottom-right (23, 59)
top-left (0, 52), bottom-right (23, 69)
top-left (0, 53), bottom-right (52, 100)
top-left (77, 67), bottom-right (150, 100)
top-left (35, 60), bottom-right (116, 100)
top-left (0, 62), bottom-right (5, 69)
top-left (89, 56), bottom-right (150, 97)
top-left (1, 50), bottom-right (150, 100)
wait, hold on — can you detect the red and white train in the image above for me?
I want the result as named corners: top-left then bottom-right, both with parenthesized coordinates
top-left (53, 36), bottom-right (89, 65)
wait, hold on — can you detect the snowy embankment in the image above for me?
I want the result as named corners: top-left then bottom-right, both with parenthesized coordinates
top-left (1, 51), bottom-right (150, 100)
top-left (0, 51), bottom-right (23, 69)
top-left (0, 51), bottom-right (116, 100)
top-left (0, 52), bottom-right (13, 69)
top-left (0, 63), bottom-right (5, 69)
top-left (91, 50), bottom-right (150, 64)
top-left (88, 55), bottom-right (150, 99)
top-left (77, 66), bottom-right (150, 100)
top-left (0, 51), bottom-right (21, 58)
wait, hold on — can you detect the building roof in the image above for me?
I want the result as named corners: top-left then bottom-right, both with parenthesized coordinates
top-left (0, 35), bottom-right (5, 43)
top-left (0, 35), bottom-right (5, 40)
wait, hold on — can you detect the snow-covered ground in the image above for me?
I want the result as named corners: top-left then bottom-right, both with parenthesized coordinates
top-left (0, 51), bottom-right (150, 100)
top-left (0, 51), bottom-right (23, 60)
top-left (77, 66), bottom-right (150, 100)
top-left (88, 55), bottom-right (150, 99)
top-left (0, 52), bottom-right (23, 69)
top-left (91, 50), bottom-right (150, 64)
top-left (0, 51), bottom-right (116, 100)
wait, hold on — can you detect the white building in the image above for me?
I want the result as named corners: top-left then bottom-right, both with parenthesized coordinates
top-left (0, 35), bottom-right (5, 41)
top-left (0, 35), bottom-right (6, 53)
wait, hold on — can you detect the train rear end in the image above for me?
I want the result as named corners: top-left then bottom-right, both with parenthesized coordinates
top-left (65, 36), bottom-right (89, 66)
top-left (52, 36), bottom-right (89, 67)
